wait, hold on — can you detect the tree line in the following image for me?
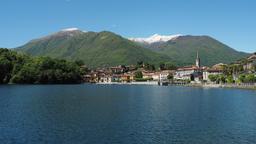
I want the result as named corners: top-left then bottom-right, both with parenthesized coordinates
top-left (208, 64), bottom-right (256, 84)
top-left (136, 61), bottom-right (177, 71)
top-left (0, 48), bottom-right (85, 84)
top-left (208, 74), bottom-right (256, 84)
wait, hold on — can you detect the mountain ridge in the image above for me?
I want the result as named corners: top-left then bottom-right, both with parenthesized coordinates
top-left (15, 28), bottom-right (249, 67)
top-left (146, 35), bottom-right (249, 66)
top-left (16, 29), bottom-right (171, 68)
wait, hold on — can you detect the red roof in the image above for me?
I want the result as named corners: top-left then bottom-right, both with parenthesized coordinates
top-left (177, 65), bottom-right (200, 71)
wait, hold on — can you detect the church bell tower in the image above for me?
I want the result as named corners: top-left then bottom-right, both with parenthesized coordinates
top-left (196, 51), bottom-right (200, 67)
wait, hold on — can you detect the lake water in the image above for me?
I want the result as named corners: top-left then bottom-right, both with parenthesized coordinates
top-left (0, 84), bottom-right (256, 144)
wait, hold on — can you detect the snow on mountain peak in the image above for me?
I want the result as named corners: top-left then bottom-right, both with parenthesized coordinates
top-left (61, 28), bottom-right (80, 32)
top-left (129, 34), bottom-right (182, 44)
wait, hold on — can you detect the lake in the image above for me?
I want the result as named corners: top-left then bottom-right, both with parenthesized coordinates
top-left (0, 84), bottom-right (256, 144)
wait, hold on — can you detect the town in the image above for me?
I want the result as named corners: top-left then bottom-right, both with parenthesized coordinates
top-left (82, 52), bottom-right (256, 87)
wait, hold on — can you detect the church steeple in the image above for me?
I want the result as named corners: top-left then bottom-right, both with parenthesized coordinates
top-left (196, 51), bottom-right (200, 67)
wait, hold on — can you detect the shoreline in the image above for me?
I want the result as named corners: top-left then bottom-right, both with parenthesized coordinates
top-left (179, 83), bottom-right (256, 90)
top-left (1, 82), bottom-right (256, 90)
top-left (97, 81), bottom-right (159, 85)
top-left (96, 82), bottom-right (256, 90)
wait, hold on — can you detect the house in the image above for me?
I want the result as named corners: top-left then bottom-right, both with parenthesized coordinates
top-left (159, 71), bottom-right (170, 81)
top-left (83, 74), bottom-right (92, 83)
top-left (193, 71), bottom-right (204, 83)
top-left (99, 75), bottom-right (112, 83)
top-left (174, 51), bottom-right (203, 82)
top-left (111, 65), bottom-right (128, 74)
top-left (142, 72), bottom-right (154, 80)
top-left (243, 53), bottom-right (256, 72)
top-left (89, 71), bottom-right (100, 83)
top-left (203, 69), bottom-right (223, 82)
top-left (174, 66), bottom-right (202, 80)
top-left (152, 73), bottom-right (160, 81)
top-left (121, 73), bottom-right (133, 82)
top-left (111, 74), bottom-right (122, 82)
top-left (88, 69), bottom-right (112, 83)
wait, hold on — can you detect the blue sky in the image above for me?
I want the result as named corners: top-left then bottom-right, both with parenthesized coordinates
top-left (0, 0), bottom-right (255, 52)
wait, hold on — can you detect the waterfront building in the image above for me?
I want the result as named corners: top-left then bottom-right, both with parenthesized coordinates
top-left (110, 65), bottom-right (128, 74)
top-left (174, 66), bottom-right (200, 80)
top-left (99, 75), bottom-right (112, 83)
top-left (243, 53), bottom-right (256, 72)
top-left (159, 71), bottom-right (170, 82)
top-left (121, 73), bottom-right (134, 82)
top-left (152, 73), bottom-right (160, 81)
top-left (203, 69), bottom-right (223, 82)
top-left (174, 51), bottom-right (203, 82)
top-left (111, 74), bottom-right (122, 82)
top-left (142, 71), bottom-right (172, 82)
top-left (142, 72), bottom-right (155, 80)
top-left (83, 74), bottom-right (92, 83)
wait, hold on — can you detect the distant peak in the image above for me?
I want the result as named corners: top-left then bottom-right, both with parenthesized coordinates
top-left (129, 34), bottom-right (183, 44)
top-left (61, 28), bottom-right (80, 32)
top-left (29, 28), bottom-right (85, 43)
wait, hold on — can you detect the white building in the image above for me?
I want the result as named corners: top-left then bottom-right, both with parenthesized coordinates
top-left (99, 75), bottom-right (112, 83)
top-left (142, 71), bottom-right (172, 82)
top-left (174, 66), bottom-right (199, 80)
top-left (142, 72), bottom-right (164, 81)
top-left (159, 72), bottom-right (169, 81)
top-left (203, 69), bottom-right (223, 82)
top-left (152, 74), bottom-right (160, 81)
top-left (174, 51), bottom-right (203, 82)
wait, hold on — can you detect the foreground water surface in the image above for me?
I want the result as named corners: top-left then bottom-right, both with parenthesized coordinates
top-left (0, 84), bottom-right (256, 144)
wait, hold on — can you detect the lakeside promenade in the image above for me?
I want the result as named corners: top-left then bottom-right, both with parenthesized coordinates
top-left (182, 83), bottom-right (256, 90)
top-left (97, 81), bottom-right (159, 85)
top-left (97, 81), bottom-right (256, 90)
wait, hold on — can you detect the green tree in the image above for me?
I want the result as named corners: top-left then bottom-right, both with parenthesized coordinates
top-left (245, 74), bottom-right (256, 83)
top-left (159, 62), bottom-right (166, 70)
top-left (134, 71), bottom-right (143, 79)
top-left (136, 61), bottom-right (144, 68)
top-left (217, 74), bottom-right (226, 83)
top-left (165, 62), bottom-right (177, 70)
top-left (0, 58), bottom-right (12, 83)
top-left (0, 49), bottom-right (28, 83)
top-left (159, 62), bottom-right (177, 70)
top-left (223, 64), bottom-right (243, 76)
top-left (75, 60), bottom-right (85, 66)
top-left (167, 74), bottom-right (173, 80)
top-left (0, 48), bottom-right (84, 84)
top-left (238, 74), bottom-right (246, 83)
top-left (226, 75), bottom-right (234, 84)
top-left (144, 63), bottom-right (155, 71)
top-left (208, 74), bottom-right (218, 82)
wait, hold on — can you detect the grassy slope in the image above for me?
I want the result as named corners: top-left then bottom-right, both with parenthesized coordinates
top-left (16, 31), bottom-right (171, 68)
top-left (152, 36), bottom-right (249, 66)
top-left (16, 32), bottom-right (249, 68)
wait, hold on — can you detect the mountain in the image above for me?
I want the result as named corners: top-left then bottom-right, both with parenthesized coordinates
top-left (130, 34), bottom-right (249, 66)
top-left (16, 29), bottom-right (249, 68)
top-left (16, 28), bottom-right (170, 68)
